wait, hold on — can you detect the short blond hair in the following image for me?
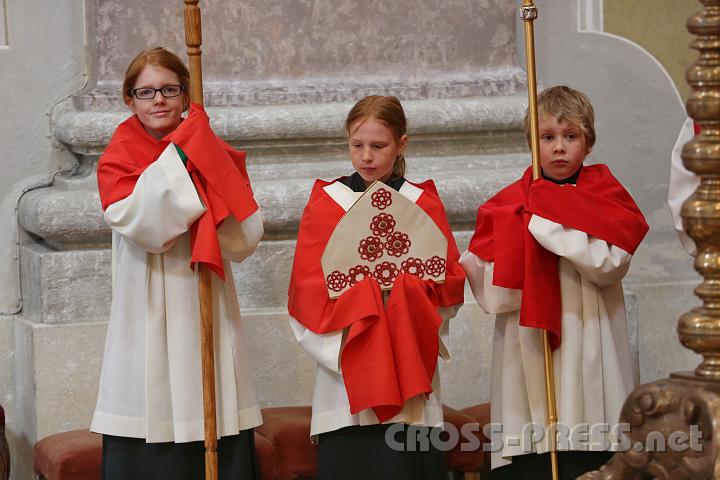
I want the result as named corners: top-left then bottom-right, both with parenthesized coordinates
top-left (524, 85), bottom-right (596, 148)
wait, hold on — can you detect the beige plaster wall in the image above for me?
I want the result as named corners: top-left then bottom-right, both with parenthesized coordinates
top-left (604, 0), bottom-right (698, 101)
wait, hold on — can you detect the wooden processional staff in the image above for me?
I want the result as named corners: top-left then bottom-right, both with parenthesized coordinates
top-left (183, 2), bottom-right (219, 480)
top-left (521, 2), bottom-right (559, 479)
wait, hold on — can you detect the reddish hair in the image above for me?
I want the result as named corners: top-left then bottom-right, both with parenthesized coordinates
top-left (345, 95), bottom-right (408, 178)
top-left (122, 47), bottom-right (190, 109)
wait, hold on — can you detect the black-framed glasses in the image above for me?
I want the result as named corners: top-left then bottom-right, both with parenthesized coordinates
top-left (129, 85), bottom-right (184, 100)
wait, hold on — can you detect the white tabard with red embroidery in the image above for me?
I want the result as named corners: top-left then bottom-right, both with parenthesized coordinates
top-left (321, 181), bottom-right (448, 298)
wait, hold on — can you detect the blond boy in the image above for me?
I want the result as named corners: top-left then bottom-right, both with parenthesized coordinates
top-left (460, 86), bottom-right (648, 479)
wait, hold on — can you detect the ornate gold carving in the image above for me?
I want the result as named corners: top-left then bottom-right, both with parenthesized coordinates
top-left (580, 378), bottom-right (719, 480)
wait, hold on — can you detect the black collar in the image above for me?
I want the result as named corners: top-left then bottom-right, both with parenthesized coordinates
top-left (340, 172), bottom-right (406, 193)
top-left (542, 167), bottom-right (581, 185)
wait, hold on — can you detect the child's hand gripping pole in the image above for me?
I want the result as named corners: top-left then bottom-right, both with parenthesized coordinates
top-left (183, 3), bottom-right (218, 480)
top-left (522, 2), bottom-right (559, 479)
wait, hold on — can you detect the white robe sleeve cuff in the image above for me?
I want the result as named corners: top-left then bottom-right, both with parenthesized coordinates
top-left (217, 210), bottom-right (264, 263)
top-left (668, 117), bottom-right (699, 256)
top-left (437, 305), bottom-right (459, 362)
top-left (289, 316), bottom-right (344, 373)
top-left (528, 215), bottom-right (632, 287)
top-left (459, 250), bottom-right (522, 314)
top-left (104, 142), bottom-right (205, 254)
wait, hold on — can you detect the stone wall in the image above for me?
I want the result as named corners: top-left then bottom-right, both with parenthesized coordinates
top-left (86, 0), bottom-right (522, 107)
top-left (0, 1), bottom-right (87, 478)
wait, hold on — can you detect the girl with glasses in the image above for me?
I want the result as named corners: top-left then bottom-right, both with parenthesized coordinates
top-left (92, 46), bottom-right (265, 480)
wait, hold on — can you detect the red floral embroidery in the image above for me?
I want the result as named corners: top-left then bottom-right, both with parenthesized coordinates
top-left (358, 236), bottom-right (384, 261)
top-left (371, 188), bottom-right (393, 210)
top-left (347, 265), bottom-right (372, 286)
top-left (370, 213), bottom-right (396, 237)
top-left (425, 256), bottom-right (446, 277)
top-left (373, 262), bottom-right (399, 287)
top-left (326, 270), bottom-right (348, 292)
top-left (385, 231), bottom-right (411, 257)
top-left (401, 257), bottom-right (425, 279)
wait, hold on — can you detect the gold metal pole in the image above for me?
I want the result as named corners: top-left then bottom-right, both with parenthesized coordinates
top-left (522, 0), bottom-right (542, 181)
top-left (541, 331), bottom-right (559, 479)
top-left (521, 2), bottom-right (559, 479)
top-left (183, 2), bottom-right (218, 480)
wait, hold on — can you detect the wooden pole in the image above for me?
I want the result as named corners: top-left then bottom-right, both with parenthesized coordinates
top-left (184, 0), bottom-right (204, 105)
top-left (521, 2), bottom-right (559, 479)
top-left (183, 2), bottom-right (218, 480)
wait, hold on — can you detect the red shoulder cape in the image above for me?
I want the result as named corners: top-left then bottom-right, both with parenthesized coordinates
top-left (97, 103), bottom-right (258, 280)
top-left (288, 179), bottom-right (465, 422)
top-left (467, 165), bottom-right (648, 349)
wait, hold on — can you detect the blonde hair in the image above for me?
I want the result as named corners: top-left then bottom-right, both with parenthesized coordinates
top-left (122, 47), bottom-right (190, 109)
top-left (524, 85), bottom-right (596, 148)
top-left (345, 95), bottom-right (408, 178)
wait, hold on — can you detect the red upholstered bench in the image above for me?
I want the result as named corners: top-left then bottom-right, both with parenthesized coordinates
top-left (461, 403), bottom-right (491, 442)
top-left (459, 403), bottom-right (492, 479)
top-left (444, 404), bottom-right (488, 479)
top-left (33, 429), bottom-right (275, 480)
top-left (33, 404), bottom-right (491, 480)
top-left (33, 430), bottom-right (101, 480)
top-left (256, 407), bottom-right (317, 480)
top-left (1, 404), bottom-right (9, 480)
top-left (256, 405), bottom-right (489, 480)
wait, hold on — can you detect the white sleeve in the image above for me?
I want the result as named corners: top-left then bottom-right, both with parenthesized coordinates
top-left (217, 210), bottom-right (264, 263)
top-left (459, 250), bottom-right (522, 314)
top-left (668, 117), bottom-right (699, 256)
top-left (103, 143), bottom-right (205, 254)
top-left (437, 305), bottom-right (460, 362)
top-left (528, 215), bottom-right (632, 288)
top-left (289, 316), bottom-right (344, 374)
